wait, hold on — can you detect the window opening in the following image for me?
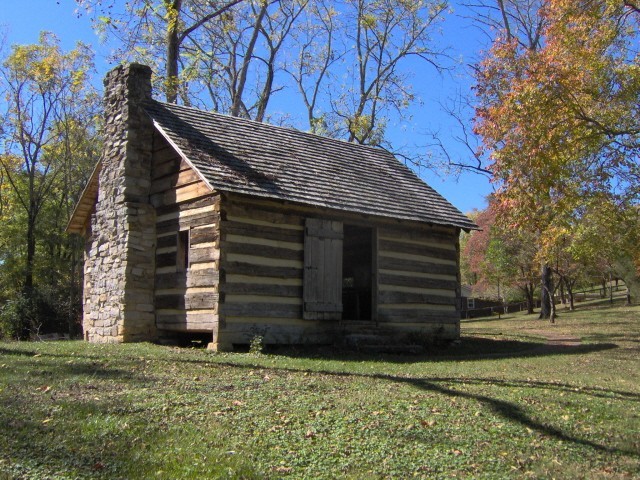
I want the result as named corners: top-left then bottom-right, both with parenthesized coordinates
top-left (177, 229), bottom-right (190, 271)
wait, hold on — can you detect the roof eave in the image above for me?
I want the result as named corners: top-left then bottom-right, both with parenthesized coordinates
top-left (66, 160), bottom-right (101, 235)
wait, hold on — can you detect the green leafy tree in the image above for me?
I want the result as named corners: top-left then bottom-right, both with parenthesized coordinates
top-left (0, 33), bottom-right (99, 337)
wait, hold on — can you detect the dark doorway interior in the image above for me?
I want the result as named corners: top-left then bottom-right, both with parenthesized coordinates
top-left (342, 224), bottom-right (373, 320)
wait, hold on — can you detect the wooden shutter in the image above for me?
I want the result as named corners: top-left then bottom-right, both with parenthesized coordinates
top-left (303, 218), bottom-right (343, 320)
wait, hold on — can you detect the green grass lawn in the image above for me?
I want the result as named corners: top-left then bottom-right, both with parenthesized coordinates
top-left (1, 300), bottom-right (639, 479)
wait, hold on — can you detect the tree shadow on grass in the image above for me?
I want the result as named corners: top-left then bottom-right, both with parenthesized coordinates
top-left (270, 336), bottom-right (618, 363)
top-left (388, 374), bottom-right (640, 457)
top-left (1, 341), bottom-right (638, 476)
top-left (202, 356), bottom-right (640, 458)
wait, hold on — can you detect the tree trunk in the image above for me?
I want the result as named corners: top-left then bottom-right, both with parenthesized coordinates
top-left (231, 0), bottom-right (268, 117)
top-left (25, 209), bottom-right (36, 293)
top-left (539, 264), bottom-right (552, 320)
top-left (566, 280), bottom-right (575, 311)
top-left (166, 0), bottom-right (183, 104)
top-left (526, 282), bottom-right (535, 314)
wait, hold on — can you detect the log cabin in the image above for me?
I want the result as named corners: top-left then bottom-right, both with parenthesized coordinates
top-left (67, 64), bottom-right (478, 351)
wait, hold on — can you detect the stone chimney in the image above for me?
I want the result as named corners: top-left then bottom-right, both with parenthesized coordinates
top-left (83, 64), bottom-right (157, 343)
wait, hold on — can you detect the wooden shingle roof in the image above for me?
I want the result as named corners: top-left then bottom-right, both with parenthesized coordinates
top-left (144, 101), bottom-right (478, 231)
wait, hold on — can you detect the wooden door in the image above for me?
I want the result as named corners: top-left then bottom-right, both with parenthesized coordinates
top-left (303, 218), bottom-right (343, 320)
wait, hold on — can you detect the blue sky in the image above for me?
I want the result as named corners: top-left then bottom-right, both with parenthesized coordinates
top-left (0, 0), bottom-right (493, 214)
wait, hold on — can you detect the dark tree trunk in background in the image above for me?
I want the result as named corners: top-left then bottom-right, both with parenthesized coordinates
top-left (539, 264), bottom-right (553, 320)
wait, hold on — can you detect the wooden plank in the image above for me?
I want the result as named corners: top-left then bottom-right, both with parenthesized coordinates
top-left (187, 268), bottom-right (220, 287)
top-left (151, 181), bottom-right (212, 207)
top-left (220, 302), bottom-right (302, 319)
top-left (186, 292), bottom-right (219, 309)
top-left (156, 312), bottom-right (217, 332)
top-left (221, 283), bottom-right (302, 297)
top-left (217, 323), bottom-right (335, 346)
top-left (221, 261), bottom-right (302, 279)
top-left (190, 227), bottom-right (217, 245)
top-left (303, 218), bottom-right (343, 319)
top-left (190, 247), bottom-right (219, 264)
top-left (150, 168), bottom-right (202, 195)
top-left (155, 196), bottom-right (218, 216)
top-left (379, 225), bottom-right (457, 244)
top-left (378, 308), bottom-right (460, 323)
top-left (225, 253), bottom-right (302, 268)
top-left (225, 192), bottom-right (461, 235)
top-left (224, 203), bottom-right (305, 227)
top-left (305, 219), bottom-right (344, 239)
top-left (378, 256), bottom-right (458, 276)
top-left (226, 241), bottom-right (303, 261)
top-left (222, 221), bottom-right (303, 243)
top-left (151, 138), bottom-right (180, 161)
top-left (156, 210), bottom-right (219, 235)
top-left (379, 239), bottom-right (457, 262)
top-left (378, 290), bottom-right (457, 306)
top-left (155, 269), bottom-right (219, 289)
top-left (152, 156), bottom-right (189, 180)
top-left (155, 292), bottom-right (219, 310)
top-left (379, 273), bottom-right (457, 291)
top-left (224, 234), bottom-right (302, 251)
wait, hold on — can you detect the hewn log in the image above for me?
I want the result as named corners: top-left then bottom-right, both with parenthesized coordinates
top-left (226, 241), bottom-right (303, 261)
top-left (378, 290), bottom-right (457, 306)
top-left (156, 210), bottom-right (219, 234)
top-left (190, 247), bottom-right (219, 264)
top-left (151, 181), bottom-right (212, 207)
top-left (379, 239), bottom-right (457, 262)
top-left (220, 302), bottom-right (301, 318)
top-left (155, 196), bottom-right (218, 216)
top-left (221, 261), bottom-right (302, 279)
top-left (379, 225), bottom-right (456, 244)
top-left (377, 308), bottom-right (459, 323)
top-left (150, 168), bottom-right (202, 194)
top-left (222, 221), bottom-right (303, 243)
top-left (378, 256), bottom-right (458, 276)
top-left (224, 203), bottom-right (305, 227)
top-left (379, 273), bottom-right (457, 290)
top-left (190, 227), bottom-right (217, 245)
top-left (156, 292), bottom-right (219, 310)
top-left (221, 283), bottom-right (302, 297)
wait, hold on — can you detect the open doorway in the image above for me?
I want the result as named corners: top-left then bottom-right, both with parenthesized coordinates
top-left (342, 224), bottom-right (374, 321)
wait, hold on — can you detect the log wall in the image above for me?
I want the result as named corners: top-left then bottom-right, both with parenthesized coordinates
top-left (218, 196), bottom-right (331, 347)
top-left (377, 225), bottom-right (461, 339)
top-left (217, 193), bottom-right (462, 347)
top-left (150, 135), bottom-right (220, 335)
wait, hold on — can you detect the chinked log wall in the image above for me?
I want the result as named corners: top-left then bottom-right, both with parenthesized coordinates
top-left (150, 135), bottom-right (220, 335)
top-left (218, 193), bottom-right (461, 346)
top-left (377, 225), bottom-right (461, 340)
top-left (218, 196), bottom-right (329, 346)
